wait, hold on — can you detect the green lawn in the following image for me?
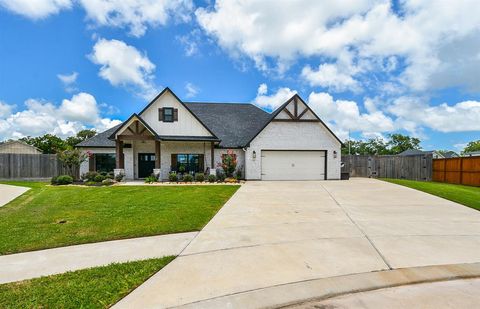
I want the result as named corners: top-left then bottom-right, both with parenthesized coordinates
top-left (0, 182), bottom-right (239, 255)
top-left (382, 179), bottom-right (480, 211)
top-left (0, 256), bottom-right (174, 308)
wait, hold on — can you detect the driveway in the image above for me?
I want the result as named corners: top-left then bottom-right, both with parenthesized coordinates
top-left (0, 184), bottom-right (29, 207)
top-left (114, 179), bottom-right (480, 308)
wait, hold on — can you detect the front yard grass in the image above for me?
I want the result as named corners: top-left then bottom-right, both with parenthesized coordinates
top-left (0, 182), bottom-right (239, 255)
top-left (382, 179), bottom-right (480, 211)
top-left (0, 256), bottom-right (174, 308)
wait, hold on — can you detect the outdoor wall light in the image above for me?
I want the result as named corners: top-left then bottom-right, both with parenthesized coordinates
top-left (333, 150), bottom-right (338, 158)
top-left (253, 150), bottom-right (256, 159)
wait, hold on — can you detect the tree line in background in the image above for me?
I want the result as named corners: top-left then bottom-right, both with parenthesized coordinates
top-left (342, 134), bottom-right (480, 156)
top-left (19, 129), bottom-right (97, 154)
top-left (342, 134), bottom-right (421, 155)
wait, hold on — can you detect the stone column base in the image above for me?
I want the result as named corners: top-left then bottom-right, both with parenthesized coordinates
top-left (114, 169), bottom-right (125, 178)
top-left (209, 168), bottom-right (216, 176)
top-left (153, 168), bottom-right (161, 180)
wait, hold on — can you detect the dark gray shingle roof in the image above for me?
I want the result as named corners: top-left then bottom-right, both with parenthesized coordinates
top-left (76, 103), bottom-right (271, 148)
top-left (184, 102), bottom-right (271, 148)
top-left (76, 125), bottom-right (120, 148)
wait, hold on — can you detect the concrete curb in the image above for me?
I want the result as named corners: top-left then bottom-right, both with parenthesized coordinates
top-left (177, 262), bottom-right (480, 309)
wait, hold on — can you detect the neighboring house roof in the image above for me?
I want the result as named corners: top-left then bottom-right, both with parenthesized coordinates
top-left (464, 150), bottom-right (480, 156)
top-left (399, 149), bottom-right (444, 157)
top-left (399, 149), bottom-right (427, 156)
top-left (184, 102), bottom-right (271, 148)
top-left (76, 125), bottom-right (120, 148)
top-left (0, 140), bottom-right (42, 153)
top-left (443, 151), bottom-right (459, 158)
top-left (76, 89), bottom-right (340, 149)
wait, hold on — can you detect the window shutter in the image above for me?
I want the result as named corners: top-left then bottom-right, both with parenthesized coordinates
top-left (173, 108), bottom-right (178, 121)
top-left (158, 108), bottom-right (164, 121)
top-left (198, 154), bottom-right (205, 172)
top-left (171, 154), bottom-right (177, 170)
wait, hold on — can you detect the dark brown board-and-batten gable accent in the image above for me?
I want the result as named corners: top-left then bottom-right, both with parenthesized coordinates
top-left (245, 94), bottom-right (344, 147)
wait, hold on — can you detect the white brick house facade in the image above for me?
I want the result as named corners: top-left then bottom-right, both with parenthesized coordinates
top-left (77, 88), bottom-right (342, 181)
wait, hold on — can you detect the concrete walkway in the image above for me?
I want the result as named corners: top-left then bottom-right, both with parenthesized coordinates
top-left (0, 232), bottom-right (197, 284)
top-left (114, 179), bottom-right (480, 308)
top-left (0, 183), bottom-right (29, 207)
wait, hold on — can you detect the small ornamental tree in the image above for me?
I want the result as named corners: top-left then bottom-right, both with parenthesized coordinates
top-left (58, 149), bottom-right (88, 180)
top-left (219, 149), bottom-right (237, 177)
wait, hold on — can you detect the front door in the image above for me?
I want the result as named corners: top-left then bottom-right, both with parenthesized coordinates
top-left (138, 153), bottom-right (155, 178)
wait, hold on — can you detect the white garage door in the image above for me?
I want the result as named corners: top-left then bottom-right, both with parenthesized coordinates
top-left (261, 150), bottom-right (326, 180)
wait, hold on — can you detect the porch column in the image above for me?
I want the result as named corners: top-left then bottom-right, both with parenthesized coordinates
top-left (210, 142), bottom-right (216, 176)
top-left (210, 142), bottom-right (214, 168)
top-left (115, 140), bottom-right (124, 169)
top-left (155, 140), bottom-right (161, 168)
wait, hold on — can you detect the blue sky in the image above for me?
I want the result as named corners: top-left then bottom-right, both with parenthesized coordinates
top-left (0, 0), bottom-right (479, 152)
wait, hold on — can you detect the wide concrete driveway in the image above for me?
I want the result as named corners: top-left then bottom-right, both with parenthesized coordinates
top-left (115, 178), bottom-right (480, 308)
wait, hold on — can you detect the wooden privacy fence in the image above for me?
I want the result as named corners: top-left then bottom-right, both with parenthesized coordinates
top-left (342, 154), bottom-right (433, 181)
top-left (0, 153), bottom-right (76, 179)
top-left (433, 157), bottom-right (480, 186)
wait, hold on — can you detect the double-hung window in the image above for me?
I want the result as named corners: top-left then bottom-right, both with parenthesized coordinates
top-left (163, 107), bottom-right (174, 122)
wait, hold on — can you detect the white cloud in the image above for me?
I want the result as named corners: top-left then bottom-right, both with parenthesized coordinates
top-left (80, 0), bottom-right (194, 37)
top-left (177, 29), bottom-right (202, 57)
top-left (0, 101), bottom-right (14, 117)
top-left (302, 63), bottom-right (361, 93)
top-left (0, 0), bottom-right (72, 19)
top-left (197, 1), bottom-right (480, 93)
top-left (389, 97), bottom-right (480, 133)
top-left (0, 93), bottom-right (121, 140)
top-left (308, 92), bottom-right (395, 139)
top-left (89, 38), bottom-right (158, 100)
top-left (185, 82), bottom-right (199, 98)
top-left (57, 71), bottom-right (78, 84)
top-left (57, 71), bottom-right (78, 92)
top-left (252, 84), bottom-right (296, 111)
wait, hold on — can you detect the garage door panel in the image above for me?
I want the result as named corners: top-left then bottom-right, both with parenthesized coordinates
top-left (261, 151), bottom-right (325, 180)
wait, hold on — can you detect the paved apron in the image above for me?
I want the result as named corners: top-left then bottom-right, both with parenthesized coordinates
top-left (114, 179), bottom-right (480, 308)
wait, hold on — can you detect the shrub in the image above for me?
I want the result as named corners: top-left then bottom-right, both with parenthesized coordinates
top-left (144, 175), bottom-right (157, 184)
top-left (195, 173), bottom-right (205, 182)
top-left (183, 174), bottom-right (193, 182)
top-left (169, 172), bottom-right (178, 182)
top-left (102, 178), bottom-right (115, 186)
top-left (85, 181), bottom-right (98, 186)
top-left (94, 174), bottom-right (106, 183)
top-left (235, 169), bottom-right (242, 180)
top-left (219, 149), bottom-right (237, 177)
top-left (50, 176), bottom-right (57, 185)
top-left (107, 172), bottom-right (114, 179)
top-left (114, 173), bottom-right (124, 182)
top-left (56, 175), bottom-right (73, 185)
top-left (225, 177), bottom-right (238, 183)
top-left (82, 171), bottom-right (98, 182)
top-left (208, 174), bottom-right (216, 183)
top-left (99, 171), bottom-right (108, 177)
top-left (216, 170), bottom-right (226, 182)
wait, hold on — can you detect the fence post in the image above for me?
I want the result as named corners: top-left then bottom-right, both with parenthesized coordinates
top-left (443, 159), bottom-right (447, 182)
top-left (459, 157), bottom-right (464, 185)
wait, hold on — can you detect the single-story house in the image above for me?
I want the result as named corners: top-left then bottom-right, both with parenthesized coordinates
top-left (464, 150), bottom-right (480, 157)
top-left (0, 140), bottom-right (42, 154)
top-left (76, 88), bottom-right (342, 180)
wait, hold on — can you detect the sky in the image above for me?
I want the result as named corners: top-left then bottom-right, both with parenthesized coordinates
top-left (0, 0), bottom-right (479, 152)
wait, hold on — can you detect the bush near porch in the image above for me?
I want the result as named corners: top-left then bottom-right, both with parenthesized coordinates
top-left (0, 182), bottom-right (239, 255)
